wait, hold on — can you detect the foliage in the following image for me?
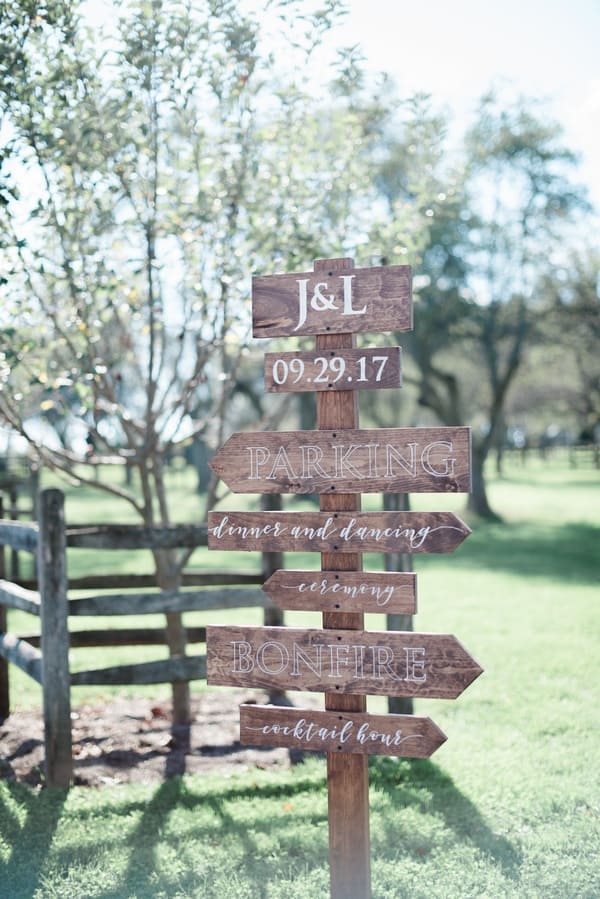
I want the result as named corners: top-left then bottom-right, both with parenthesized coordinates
top-left (0, 0), bottom-right (439, 514)
top-left (0, 0), bottom-right (444, 721)
top-left (371, 90), bottom-right (592, 517)
top-left (536, 246), bottom-right (600, 439)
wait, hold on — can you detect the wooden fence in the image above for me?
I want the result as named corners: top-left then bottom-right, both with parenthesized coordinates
top-left (0, 488), bottom-right (278, 788)
top-left (503, 443), bottom-right (600, 467)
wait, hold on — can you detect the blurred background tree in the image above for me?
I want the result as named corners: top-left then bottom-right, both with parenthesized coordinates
top-left (366, 91), bottom-right (592, 518)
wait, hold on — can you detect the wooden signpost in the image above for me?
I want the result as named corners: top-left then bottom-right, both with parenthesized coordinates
top-left (208, 510), bottom-right (471, 553)
top-left (210, 425), bottom-right (471, 494)
top-left (252, 262), bottom-right (412, 337)
top-left (262, 569), bottom-right (417, 614)
top-left (206, 258), bottom-right (481, 899)
top-left (264, 347), bottom-right (402, 393)
top-left (240, 705), bottom-right (447, 758)
top-left (207, 625), bottom-right (483, 699)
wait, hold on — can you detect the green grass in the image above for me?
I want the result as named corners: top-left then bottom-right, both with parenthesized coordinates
top-left (1, 456), bottom-right (600, 897)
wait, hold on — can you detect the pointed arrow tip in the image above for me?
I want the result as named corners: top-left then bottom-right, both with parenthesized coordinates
top-left (427, 717), bottom-right (448, 747)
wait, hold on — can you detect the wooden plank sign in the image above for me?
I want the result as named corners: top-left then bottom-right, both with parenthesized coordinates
top-left (262, 569), bottom-right (417, 614)
top-left (264, 347), bottom-right (402, 393)
top-left (240, 705), bottom-right (446, 758)
top-left (210, 426), bottom-right (471, 495)
top-left (208, 510), bottom-right (471, 554)
top-left (206, 625), bottom-right (483, 699)
top-left (252, 263), bottom-right (412, 338)
top-left (207, 257), bottom-right (479, 899)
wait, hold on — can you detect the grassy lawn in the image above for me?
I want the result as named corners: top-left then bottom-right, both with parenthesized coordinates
top-left (1, 455), bottom-right (599, 897)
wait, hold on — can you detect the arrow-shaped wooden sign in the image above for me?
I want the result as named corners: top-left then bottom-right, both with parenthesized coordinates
top-left (252, 263), bottom-right (412, 338)
top-left (208, 510), bottom-right (471, 554)
top-left (240, 705), bottom-right (447, 758)
top-left (210, 427), bottom-right (471, 495)
top-left (206, 625), bottom-right (483, 699)
top-left (262, 569), bottom-right (417, 614)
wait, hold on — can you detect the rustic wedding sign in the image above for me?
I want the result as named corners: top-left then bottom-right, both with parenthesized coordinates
top-left (206, 258), bottom-right (481, 899)
top-left (210, 425), bottom-right (471, 494)
top-left (252, 263), bottom-right (412, 337)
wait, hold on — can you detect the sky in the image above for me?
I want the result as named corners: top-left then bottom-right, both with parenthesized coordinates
top-left (338, 0), bottom-right (600, 208)
top-left (81, 0), bottom-right (599, 207)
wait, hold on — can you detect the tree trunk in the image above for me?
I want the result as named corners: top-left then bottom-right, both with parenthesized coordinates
top-left (383, 492), bottom-right (414, 716)
top-left (189, 436), bottom-right (212, 495)
top-left (466, 442), bottom-right (501, 520)
top-left (495, 409), bottom-right (506, 476)
top-left (154, 550), bottom-right (191, 727)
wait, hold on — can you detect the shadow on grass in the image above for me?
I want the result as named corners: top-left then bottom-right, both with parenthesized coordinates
top-left (0, 759), bottom-right (522, 896)
top-left (370, 757), bottom-right (522, 877)
top-left (92, 773), bottom-right (330, 899)
top-left (0, 783), bottom-right (67, 898)
top-left (435, 521), bottom-right (600, 585)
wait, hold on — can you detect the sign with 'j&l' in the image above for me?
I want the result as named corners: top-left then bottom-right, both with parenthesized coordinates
top-left (252, 263), bottom-right (412, 337)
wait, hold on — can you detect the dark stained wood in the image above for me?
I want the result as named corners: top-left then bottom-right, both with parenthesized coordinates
top-left (68, 587), bottom-right (266, 617)
top-left (65, 523), bottom-right (209, 549)
top-left (0, 580), bottom-right (41, 616)
top-left (206, 624), bottom-right (483, 699)
top-left (0, 520), bottom-right (38, 552)
top-left (252, 261), bottom-right (412, 338)
top-left (208, 510), bottom-right (471, 554)
top-left (264, 347), bottom-right (401, 393)
top-left (240, 705), bottom-right (447, 759)
top-left (313, 298), bottom-right (370, 899)
top-left (24, 626), bottom-right (207, 648)
top-left (38, 489), bottom-right (73, 788)
top-left (0, 633), bottom-right (43, 684)
top-left (70, 654), bottom-right (206, 686)
top-left (262, 569), bottom-right (416, 614)
top-left (210, 426), bottom-right (471, 494)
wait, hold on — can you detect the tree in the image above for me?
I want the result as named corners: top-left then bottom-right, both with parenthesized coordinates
top-left (0, 1), bottom-right (440, 721)
top-left (373, 91), bottom-right (590, 517)
top-left (538, 247), bottom-right (600, 441)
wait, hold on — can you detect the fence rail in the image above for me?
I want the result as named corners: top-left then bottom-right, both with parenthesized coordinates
top-left (0, 580), bottom-right (41, 615)
top-left (0, 633), bottom-right (42, 683)
top-left (0, 520), bottom-right (38, 552)
top-left (16, 570), bottom-right (264, 591)
top-left (70, 655), bottom-right (207, 687)
top-left (23, 626), bottom-right (208, 648)
top-left (0, 488), bottom-right (281, 788)
top-left (65, 523), bottom-right (209, 549)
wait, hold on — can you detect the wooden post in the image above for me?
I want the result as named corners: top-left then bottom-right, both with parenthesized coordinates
top-left (0, 496), bottom-right (9, 721)
top-left (384, 492), bottom-right (414, 716)
top-left (38, 488), bottom-right (73, 788)
top-left (261, 493), bottom-right (286, 704)
top-left (315, 259), bottom-right (371, 899)
top-left (9, 485), bottom-right (20, 581)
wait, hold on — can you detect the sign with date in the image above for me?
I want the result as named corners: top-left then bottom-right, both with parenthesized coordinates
top-left (264, 347), bottom-right (401, 393)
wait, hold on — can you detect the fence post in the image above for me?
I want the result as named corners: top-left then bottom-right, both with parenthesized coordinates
top-left (384, 492), bottom-right (414, 716)
top-left (261, 494), bottom-right (285, 704)
top-left (38, 488), bottom-right (72, 788)
top-left (0, 496), bottom-right (9, 720)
